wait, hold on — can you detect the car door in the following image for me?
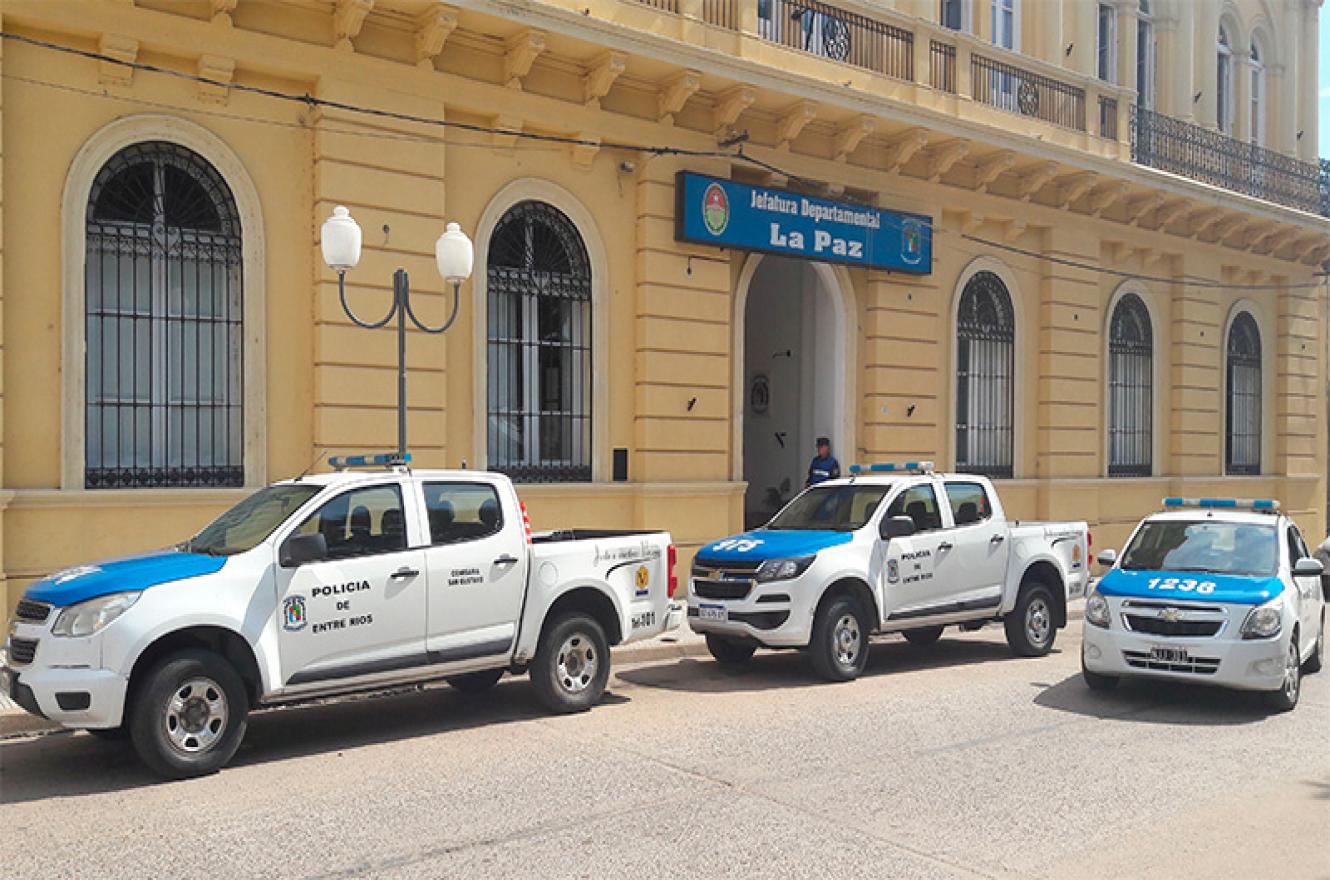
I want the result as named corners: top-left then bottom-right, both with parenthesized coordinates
top-left (1287, 525), bottom-right (1320, 642)
top-left (939, 480), bottom-right (1009, 609)
top-left (420, 480), bottom-right (528, 663)
top-left (273, 480), bottom-right (428, 688)
top-left (877, 480), bottom-right (950, 620)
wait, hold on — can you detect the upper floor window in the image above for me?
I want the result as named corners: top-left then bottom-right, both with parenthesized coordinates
top-left (487, 200), bottom-right (592, 483)
top-left (1225, 311), bottom-right (1261, 475)
top-left (1098, 3), bottom-right (1117, 82)
top-left (955, 271), bottom-right (1014, 480)
top-left (1108, 294), bottom-right (1152, 477)
top-left (84, 141), bottom-right (244, 489)
top-left (991, 0), bottom-right (1017, 50)
top-left (940, 0), bottom-right (966, 31)
top-left (1136, 0), bottom-right (1156, 108)
top-left (1217, 26), bottom-right (1234, 135)
top-left (1250, 39), bottom-right (1265, 146)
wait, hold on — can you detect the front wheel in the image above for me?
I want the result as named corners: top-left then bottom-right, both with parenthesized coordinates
top-left (128, 649), bottom-right (249, 779)
top-left (1004, 582), bottom-right (1057, 657)
top-left (1266, 635), bottom-right (1301, 712)
top-left (809, 595), bottom-right (870, 682)
top-left (902, 626), bottom-right (944, 647)
top-left (1302, 612), bottom-right (1324, 675)
top-left (1081, 655), bottom-right (1119, 692)
top-left (706, 635), bottom-right (757, 667)
top-left (530, 613), bottom-right (611, 714)
top-left (446, 668), bottom-right (505, 694)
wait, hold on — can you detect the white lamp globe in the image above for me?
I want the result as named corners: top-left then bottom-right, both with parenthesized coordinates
top-left (435, 222), bottom-right (474, 285)
top-left (321, 206), bottom-right (362, 271)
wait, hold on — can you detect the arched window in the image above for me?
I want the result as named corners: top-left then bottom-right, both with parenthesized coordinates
top-left (955, 271), bottom-right (1014, 479)
top-left (1249, 39), bottom-right (1265, 146)
top-left (1108, 294), bottom-right (1152, 477)
top-left (1225, 312), bottom-right (1261, 475)
top-left (85, 141), bottom-right (243, 488)
top-left (1136, 0), bottom-right (1156, 109)
top-left (487, 200), bottom-right (592, 482)
top-left (1217, 25), bottom-right (1234, 134)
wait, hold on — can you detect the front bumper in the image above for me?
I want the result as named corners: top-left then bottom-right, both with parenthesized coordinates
top-left (1082, 621), bottom-right (1289, 692)
top-left (2, 633), bottom-right (128, 729)
top-left (685, 582), bottom-right (814, 647)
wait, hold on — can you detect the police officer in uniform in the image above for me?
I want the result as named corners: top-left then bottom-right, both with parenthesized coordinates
top-left (806, 437), bottom-right (841, 487)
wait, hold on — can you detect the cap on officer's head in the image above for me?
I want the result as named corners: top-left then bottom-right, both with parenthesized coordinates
top-left (816, 436), bottom-right (830, 447)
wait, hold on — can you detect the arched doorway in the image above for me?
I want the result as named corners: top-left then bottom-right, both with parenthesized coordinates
top-left (737, 254), bottom-right (849, 529)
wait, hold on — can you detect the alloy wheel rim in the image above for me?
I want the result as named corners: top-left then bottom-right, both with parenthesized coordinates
top-left (833, 613), bottom-right (861, 667)
top-left (164, 677), bottom-right (229, 755)
top-left (1284, 640), bottom-right (1300, 703)
top-left (556, 633), bottom-right (598, 694)
top-left (1026, 598), bottom-right (1051, 647)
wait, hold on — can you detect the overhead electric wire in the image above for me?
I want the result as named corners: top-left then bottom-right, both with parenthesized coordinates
top-left (3, 29), bottom-right (1325, 293)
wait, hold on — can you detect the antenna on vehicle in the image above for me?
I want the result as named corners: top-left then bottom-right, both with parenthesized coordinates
top-left (293, 447), bottom-right (327, 482)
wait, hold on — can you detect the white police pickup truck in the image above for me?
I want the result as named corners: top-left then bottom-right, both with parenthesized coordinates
top-left (1, 456), bottom-right (681, 777)
top-left (688, 463), bottom-right (1090, 680)
top-left (1083, 497), bottom-right (1325, 711)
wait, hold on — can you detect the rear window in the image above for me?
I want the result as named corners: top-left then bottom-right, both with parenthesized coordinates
top-left (424, 482), bottom-right (504, 545)
top-left (944, 482), bottom-right (992, 526)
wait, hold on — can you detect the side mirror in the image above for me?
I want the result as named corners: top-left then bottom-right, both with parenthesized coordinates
top-left (1294, 557), bottom-right (1325, 578)
top-left (280, 533), bottom-right (327, 568)
top-left (1096, 549), bottom-right (1118, 568)
top-left (880, 515), bottom-right (917, 540)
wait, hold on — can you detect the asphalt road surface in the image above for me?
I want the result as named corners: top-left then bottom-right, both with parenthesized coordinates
top-left (2, 626), bottom-right (1328, 879)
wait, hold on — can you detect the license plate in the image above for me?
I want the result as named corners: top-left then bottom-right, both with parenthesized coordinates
top-left (698, 603), bottom-right (728, 622)
top-left (1151, 646), bottom-right (1190, 663)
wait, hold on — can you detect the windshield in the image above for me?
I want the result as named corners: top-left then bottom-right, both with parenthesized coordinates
top-left (185, 484), bottom-right (323, 556)
top-left (767, 484), bottom-right (891, 532)
top-left (1120, 520), bottom-right (1277, 577)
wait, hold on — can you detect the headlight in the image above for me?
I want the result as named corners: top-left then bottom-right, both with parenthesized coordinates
top-left (1085, 592), bottom-right (1110, 628)
top-left (1241, 601), bottom-right (1283, 640)
top-left (51, 592), bottom-right (141, 638)
top-left (754, 556), bottom-right (815, 583)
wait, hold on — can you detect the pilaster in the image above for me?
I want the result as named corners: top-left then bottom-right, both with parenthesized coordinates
top-left (1273, 278), bottom-right (1320, 476)
top-left (1168, 256), bottom-right (1222, 474)
top-left (862, 265), bottom-right (942, 463)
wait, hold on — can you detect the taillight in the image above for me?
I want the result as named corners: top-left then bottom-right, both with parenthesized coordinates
top-left (520, 501), bottom-right (532, 545)
top-left (667, 544), bottom-right (678, 599)
top-left (1087, 531), bottom-right (1093, 549)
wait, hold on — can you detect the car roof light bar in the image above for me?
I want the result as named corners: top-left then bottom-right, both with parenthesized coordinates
top-left (848, 461), bottom-right (935, 475)
top-left (1162, 497), bottom-right (1280, 512)
top-left (328, 452), bottom-right (412, 471)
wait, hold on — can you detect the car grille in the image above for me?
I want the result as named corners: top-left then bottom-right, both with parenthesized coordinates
top-left (1123, 650), bottom-right (1220, 675)
top-left (8, 637), bottom-right (38, 665)
top-left (693, 580), bottom-right (751, 600)
top-left (691, 559), bottom-right (760, 601)
top-left (14, 599), bottom-right (52, 623)
top-left (1124, 616), bottom-right (1223, 637)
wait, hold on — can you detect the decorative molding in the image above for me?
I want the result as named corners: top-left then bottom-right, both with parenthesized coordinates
top-left (414, 7), bottom-right (457, 69)
top-left (926, 139), bottom-right (969, 181)
top-left (1088, 182), bottom-right (1128, 217)
top-left (959, 211), bottom-right (986, 235)
top-left (1004, 218), bottom-right (1028, 242)
top-left (657, 69), bottom-right (701, 124)
top-left (1154, 198), bottom-right (1191, 229)
top-left (883, 127), bottom-right (928, 172)
top-left (490, 113), bottom-right (522, 148)
top-left (196, 54), bottom-right (236, 104)
top-left (97, 34), bottom-right (138, 87)
top-left (1209, 214), bottom-right (1245, 243)
top-left (210, 0), bottom-right (238, 27)
top-left (1188, 207), bottom-right (1223, 238)
top-left (1015, 161), bottom-right (1058, 201)
top-left (1125, 193), bottom-right (1163, 225)
top-left (974, 150), bottom-right (1015, 192)
top-left (713, 85), bottom-right (756, 137)
top-left (583, 51), bottom-right (626, 108)
top-left (503, 30), bottom-right (546, 89)
top-left (1056, 172), bottom-right (1097, 208)
top-left (333, 0), bottom-right (374, 52)
top-left (775, 100), bottom-right (818, 150)
top-left (571, 132), bottom-right (601, 168)
top-left (832, 115), bottom-right (875, 162)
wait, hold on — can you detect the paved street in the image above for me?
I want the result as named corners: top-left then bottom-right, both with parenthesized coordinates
top-left (2, 626), bottom-right (1328, 879)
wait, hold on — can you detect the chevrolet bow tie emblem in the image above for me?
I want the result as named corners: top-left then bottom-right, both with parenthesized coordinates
top-left (1161, 607), bottom-right (1181, 623)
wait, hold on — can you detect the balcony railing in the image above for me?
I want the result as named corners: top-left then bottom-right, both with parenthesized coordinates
top-left (1131, 106), bottom-right (1325, 216)
top-left (972, 53), bottom-right (1085, 132)
top-left (930, 40), bottom-right (956, 93)
top-left (756, 0), bottom-right (913, 81)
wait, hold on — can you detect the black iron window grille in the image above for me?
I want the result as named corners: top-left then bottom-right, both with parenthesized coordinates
top-left (1108, 294), bottom-right (1152, 477)
top-left (757, 0), bottom-right (913, 80)
top-left (84, 141), bottom-right (243, 489)
top-left (487, 201), bottom-right (592, 483)
top-left (955, 271), bottom-right (1015, 480)
top-left (1225, 311), bottom-right (1262, 476)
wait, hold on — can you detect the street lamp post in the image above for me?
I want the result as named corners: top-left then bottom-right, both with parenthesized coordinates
top-left (321, 205), bottom-right (474, 460)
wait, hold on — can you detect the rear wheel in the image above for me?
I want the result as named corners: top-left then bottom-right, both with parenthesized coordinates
top-left (809, 595), bottom-right (870, 682)
top-left (530, 613), bottom-right (610, 714)
top-left (706, 635), bottom-right (756, 667)
top-left (1005, 582), bottom-right (1057, 657)
top-left (902, 626), bottom-right (944, 647)
top-left (446, 668), bottom-right (505, 694)
top-left (128, 649), bottom-right (249, 779)
top-left (1303, 612), bottom-right (1324, 675)
top-left (1266, 635), bottom-right (1301, 712)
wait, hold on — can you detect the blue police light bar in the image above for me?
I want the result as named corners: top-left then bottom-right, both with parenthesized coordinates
top-left (849, 461), bottom-right (935, 475)
top-left (328, 452), bottom-right (411, 470)
top-left (1162, 497), bottom-right (1280, 512)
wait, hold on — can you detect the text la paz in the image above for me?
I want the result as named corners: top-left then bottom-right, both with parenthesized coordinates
top-left (769, 223), bottom-right (864, 258)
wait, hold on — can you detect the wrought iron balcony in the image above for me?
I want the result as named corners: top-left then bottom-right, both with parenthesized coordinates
top-left (1131, 106), bottom-right (1327, 216)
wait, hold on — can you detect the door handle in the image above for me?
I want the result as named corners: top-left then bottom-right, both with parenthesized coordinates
top-left (390, 567), bottom-right (420, 580)
top-left (494, 555), bottom-right (520, 566)
top-left (990, 534), bottom-right (1006, 544)
top-left (937, 542), bottom-right (954, 552)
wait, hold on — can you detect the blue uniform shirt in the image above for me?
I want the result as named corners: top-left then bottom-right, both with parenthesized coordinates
top-left (807, 455), bottom-right (840, 486)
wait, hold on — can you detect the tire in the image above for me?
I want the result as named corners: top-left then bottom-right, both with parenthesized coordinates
top-left (706, 635), bottom-right (757, 667)
top-left (86, 725), bottom-right (129, 742)
top-left (128, 649), bottom-right (249, 780)
top-left (530, 613), bottom-right (611, 714)
top-left (902, 626), bottom-right (944, 647)
top-left (1004, 582), bottom-right (1058, 657)
top-left (1081, 655), bottom-right (1119, 692)
top-left (809, 594), bottom-right (871, 682)
top-left (1266, 634), bottom-right (1302, 712)
top-left (1303, 612), bottom-right (1324, 675)
top-left (446, 668), bottom-right (505, 694)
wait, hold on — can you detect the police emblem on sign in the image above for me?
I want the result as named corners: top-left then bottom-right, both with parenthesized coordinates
top-left (900, 219), bottom-right (924, 266)
top-left (887, 559), bottom-right (900, 584)
top-left (282, 595), bottom-right (308, 632)
top-left (702, 182), bottom-right (730, 236)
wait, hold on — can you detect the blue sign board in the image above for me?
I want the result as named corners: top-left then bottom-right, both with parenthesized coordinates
top-left (674, 172), bottom-right (932, 274)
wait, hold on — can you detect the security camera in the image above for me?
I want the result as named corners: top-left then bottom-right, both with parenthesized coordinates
top-left (619, 160), bottom-right (636, 173)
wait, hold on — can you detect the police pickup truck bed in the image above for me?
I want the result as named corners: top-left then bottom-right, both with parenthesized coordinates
top-left (1, 463), bottom-right (681, 778)
top-left (688, 463), bottom-right (1090, 680)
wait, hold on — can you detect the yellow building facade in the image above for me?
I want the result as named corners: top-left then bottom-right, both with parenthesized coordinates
top-left (1, 0), bottom-right (1327, 613)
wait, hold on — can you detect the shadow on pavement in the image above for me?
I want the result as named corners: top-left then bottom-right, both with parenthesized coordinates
top-left (0, 678), bottom-right (630, 804)
top-left (617, 633), bottom-right (1036, 693)
top-left (1032, 672), bottom-right (1281, 725)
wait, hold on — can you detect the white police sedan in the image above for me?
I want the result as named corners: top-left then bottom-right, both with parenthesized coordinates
top-left (1082, 498), bottom-right (1325, 711)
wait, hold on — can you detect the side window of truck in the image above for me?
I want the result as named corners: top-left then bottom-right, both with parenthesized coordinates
top-left (424, 482), bottom-right (504, 545)
top-left (294, 484), bottom-right (408, 559)
top-left (1287, 526), bottom-right (1308, 566)
top-left (944, 482), bottom-right (992, 527)
top-left (886, 484), bottom-right (942, 532)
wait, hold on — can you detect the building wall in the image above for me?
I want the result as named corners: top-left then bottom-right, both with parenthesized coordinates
top-left (0, 0), bottom-right (1325, 615)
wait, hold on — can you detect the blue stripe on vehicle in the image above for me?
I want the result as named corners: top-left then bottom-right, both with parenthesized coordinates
top-left (23, 550), bottom-right (228, 607)
top-left (1096, 568), bottom-right (1284, 606)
